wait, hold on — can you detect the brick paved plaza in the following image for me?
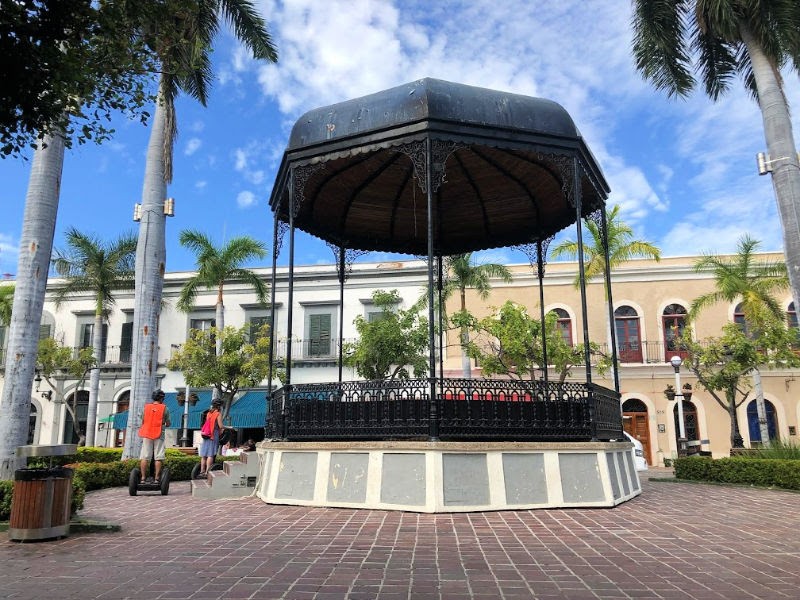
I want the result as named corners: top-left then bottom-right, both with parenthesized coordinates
top-left (1, 470), bottom-right (798, 599)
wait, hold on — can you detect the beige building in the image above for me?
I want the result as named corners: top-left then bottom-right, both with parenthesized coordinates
top-left (1, 253), bottom-right (797, 465)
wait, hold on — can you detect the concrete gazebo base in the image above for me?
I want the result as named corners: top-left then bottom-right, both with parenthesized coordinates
top-left (255, 441), bottom-right (641, 513)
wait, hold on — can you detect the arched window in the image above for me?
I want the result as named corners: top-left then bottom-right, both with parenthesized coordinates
top-left (788, 302), bottom-right (798, 330)
top-left (733, 302), bottom-right (749, 336)
top-left (614, 305), bottom-right (642, 363)
top-left (114, 390), bottom-right (130, 448)
top-left (673, 400), bottom-right (698, 444)
top-left (63, 390), bottom-right (89, 444)
top-left (27, 404), bottom-right (37, 445)
top-left (551, 308), bottom-right (572, 346)
top-left (747, 399), bottom-right (778, 444)
top-left (662, 304), bottom-right (688, 362)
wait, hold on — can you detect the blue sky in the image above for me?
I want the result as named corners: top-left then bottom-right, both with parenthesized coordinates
top-left (1, 0), bottom-right (798, 277)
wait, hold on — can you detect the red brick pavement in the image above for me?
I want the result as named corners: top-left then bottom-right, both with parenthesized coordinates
top-left (1, 469), bottom-right (798, 599)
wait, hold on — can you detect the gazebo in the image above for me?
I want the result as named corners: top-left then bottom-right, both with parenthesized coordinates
top-left (255, 79), bottom-right (639, 512)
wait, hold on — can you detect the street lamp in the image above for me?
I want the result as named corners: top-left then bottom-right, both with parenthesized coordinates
top-left (670, 355), bottom-right (688, 456)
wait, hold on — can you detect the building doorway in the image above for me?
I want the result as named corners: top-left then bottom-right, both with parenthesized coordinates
top-left (622, 398), bottom-right (651, 465)
top-left (114, 391), bottom-right (130, 448)
top-left (746, 399), bottom-right (777, 444)
top-left (63, 390), bottom-right (89, 444)
top-left (673, 400), bottom-right (699, 447)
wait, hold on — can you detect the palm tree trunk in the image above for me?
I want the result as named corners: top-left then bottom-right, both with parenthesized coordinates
top-left (0, 132), bottom-right (64, 479)
top-left (85, 310), bottom-right (104, 446)
top-left (123, 89), bottom-right (168, 460)
top-left (740, 24), bottom-right (800, 313)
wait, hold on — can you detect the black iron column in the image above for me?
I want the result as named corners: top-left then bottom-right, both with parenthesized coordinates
top-left (572, 160), bottom-right (592, 384)
top-left (536, 239), bottom-right (548, 385)
top-left (337, 245), bottom-right (346, 389)
top-left (425, 137), bottom-right (439, 441)
top-left (266, 210), bottom-right (280, 438)
top-left (282, 171), bottom-right (297, 439)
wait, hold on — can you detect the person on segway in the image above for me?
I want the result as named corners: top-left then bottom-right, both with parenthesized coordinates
top-left (138, 389), bottom-right (171, 484)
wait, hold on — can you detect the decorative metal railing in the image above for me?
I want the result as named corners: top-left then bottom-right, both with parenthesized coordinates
top-left (267, 377), bottom-right (622, 442)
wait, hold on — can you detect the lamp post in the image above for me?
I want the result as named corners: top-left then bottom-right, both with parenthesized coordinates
top-left (179, 384), bottom-right (191, 447)
top-left (670, 355), bottom-right (687, 456)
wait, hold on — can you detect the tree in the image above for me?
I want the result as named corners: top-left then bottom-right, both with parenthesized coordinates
top-left (0, 132), bottom-right (65, 479)
top-left (689, 234), bottom-right (789, 445)
top-left (0, 284), bottom-right (12, 326)
top-left (689, 235), bottom-right (788, 324)
top-left (344, 290), bottom-right (429, 381)
top-left (52, 228), bottom-right (136, 446)
top-left (177, 230), bottom-right (269, 354)
top-left (631, 0), bottom-right (800, 323)
top-left (36, 337), bottom-right (95, 445)
top-left (682, 322), bottom-right (800, 448)
top-left (0, 0), bottom-right (155, 157)
top-left (551, 204), bottom-right (661, 290)
top-left (0, 1), bottom-right (162, 479)
top-left (166, 324), bottom-right (272, 419)
top-left (417, 253), bottom-right (512, 378)
top-left (125, 0), bottom-right (277, 460)
top-left (458, 301), bottom-right (610, 388)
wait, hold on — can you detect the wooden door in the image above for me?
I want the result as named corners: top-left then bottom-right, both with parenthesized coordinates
top-left (623, 412), bottom-right (651, 466)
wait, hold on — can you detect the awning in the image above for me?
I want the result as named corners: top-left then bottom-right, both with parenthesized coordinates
top-left (111, 389), bottom-right (267, 430)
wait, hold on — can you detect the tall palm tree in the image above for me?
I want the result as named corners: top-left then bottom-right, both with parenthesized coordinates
top-left (0, 132), bottom-right (64, 479)
top-left (177, 230), bottom-right (269, 347)
top-left (631, 0), bottom-right (800, 325)
top-left (689, 234), bottom-right (789, 447)
top-left (551, 205), bottom-right (661, 291)
top-left (418, 253), bottom-right (513, 378)
top-left (52, 228), bottom-right (136, 447)
top-left (689, 235), bottom-right (789, 325)
top-left (0, 284), bottom-right (13, 326)
top-left (125, 1), bottom-right (276, 460)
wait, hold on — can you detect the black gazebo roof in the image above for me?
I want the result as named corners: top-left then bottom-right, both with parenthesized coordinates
top-left (269, 78), bottom-right (609, 255)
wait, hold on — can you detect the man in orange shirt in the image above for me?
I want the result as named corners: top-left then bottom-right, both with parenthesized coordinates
top-left (138, 390), bottom-right (171, 483)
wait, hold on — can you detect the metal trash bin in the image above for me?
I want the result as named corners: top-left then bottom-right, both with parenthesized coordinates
top-left (9, 444), bottom-right (77, 542)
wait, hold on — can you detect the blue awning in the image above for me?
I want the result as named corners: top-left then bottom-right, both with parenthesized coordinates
top-left (111, 389), bottom-right (267, 430)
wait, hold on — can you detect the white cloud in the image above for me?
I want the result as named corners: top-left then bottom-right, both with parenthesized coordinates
top-left (185, 138), bottom-right (202, 156)
top-left (236, 190), bottom-right (257, 208)
top-left (195, 180), bottom-right (208, 190)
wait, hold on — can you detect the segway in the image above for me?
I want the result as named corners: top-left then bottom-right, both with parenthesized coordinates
top-left (129, 458), bottom-right (170, 496)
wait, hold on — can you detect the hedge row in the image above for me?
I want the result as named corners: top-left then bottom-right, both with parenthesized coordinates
top-left (0, 452), bottom-right (217, 521)
top-left (674, 456), bottom-right (800, 490)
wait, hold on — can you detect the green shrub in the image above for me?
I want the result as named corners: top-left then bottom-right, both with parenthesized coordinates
top-left (737, 439), bottom-right (800, 460)
top-left (0, 480), bottom-right (12, 521)
top-left (674, 456), bottom-right (800, 490)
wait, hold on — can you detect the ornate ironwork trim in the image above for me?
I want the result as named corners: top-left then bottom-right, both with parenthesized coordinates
top-left (291, 163), bottom-right (326, 218)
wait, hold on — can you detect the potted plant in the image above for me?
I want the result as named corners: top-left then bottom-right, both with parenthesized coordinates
top-left (682, 383), bottom-right (693, 401)
top-left (664, 384), bottom-right (676, 401)
top-left (177, 392), bottom-right (186, 406)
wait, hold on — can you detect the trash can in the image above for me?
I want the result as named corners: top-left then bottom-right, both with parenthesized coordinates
top-left (9, 444), bottom-right (77, 542)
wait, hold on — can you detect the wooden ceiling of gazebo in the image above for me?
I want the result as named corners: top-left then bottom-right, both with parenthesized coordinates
top-left (269, 78), bottom-right (609, 256)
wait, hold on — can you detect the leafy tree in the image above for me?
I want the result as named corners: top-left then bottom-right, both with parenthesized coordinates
top-left (689, 235), bottom-right (788, 324)
top-left (0, 0), bottom-right (155, 157)
top-left (52, 228), bottom-right (136, 446)
top-left (631, 0), bottom-right (800, 320)
top-left (177, 230), bottom-right (269, 354)
top-left (417, 253), bottom-right (512, 378)
top-left (166, 324), bottom-right (273, 419)
top-left (458, 301), bottom-right (610, 388)
top-left (682, 322), bottom-right (800, 448)
top-left (0, 284), bottom-right (12, 326)
top-left (126, 0), bottom-right (277, 460)
top-left (344, 290), bottom-right (429, 381)
top-left (36, 337), bottom-right (95, 445)
top-left (551, 204), bottom-right (661, 290)
top-left (689, 234), bottom-right (789, 445)
top-left (0, 0), bottom-right (160, 479)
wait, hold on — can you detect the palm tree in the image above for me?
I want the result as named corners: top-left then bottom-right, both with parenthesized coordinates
top-left (177, 230), bottom-right (269, 348)
top-left (689, 235), bottom-right (789, 325)
top-left (689, 234), bottom-right (789, 447)
top-left (631, 0), bottom-right (800, 325)
top-left (125, 1), bottom-right (276, 459)
top-left (0, 284), bottom-right (13, 326)
top-left (551, 205), bottom-right (661, 291)
top-left (0, 132), bottom-right (65, 479)
top-left (418, 253), bottom-right (513, 378)
top-left (52, 228), bottom-right (136, 447)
